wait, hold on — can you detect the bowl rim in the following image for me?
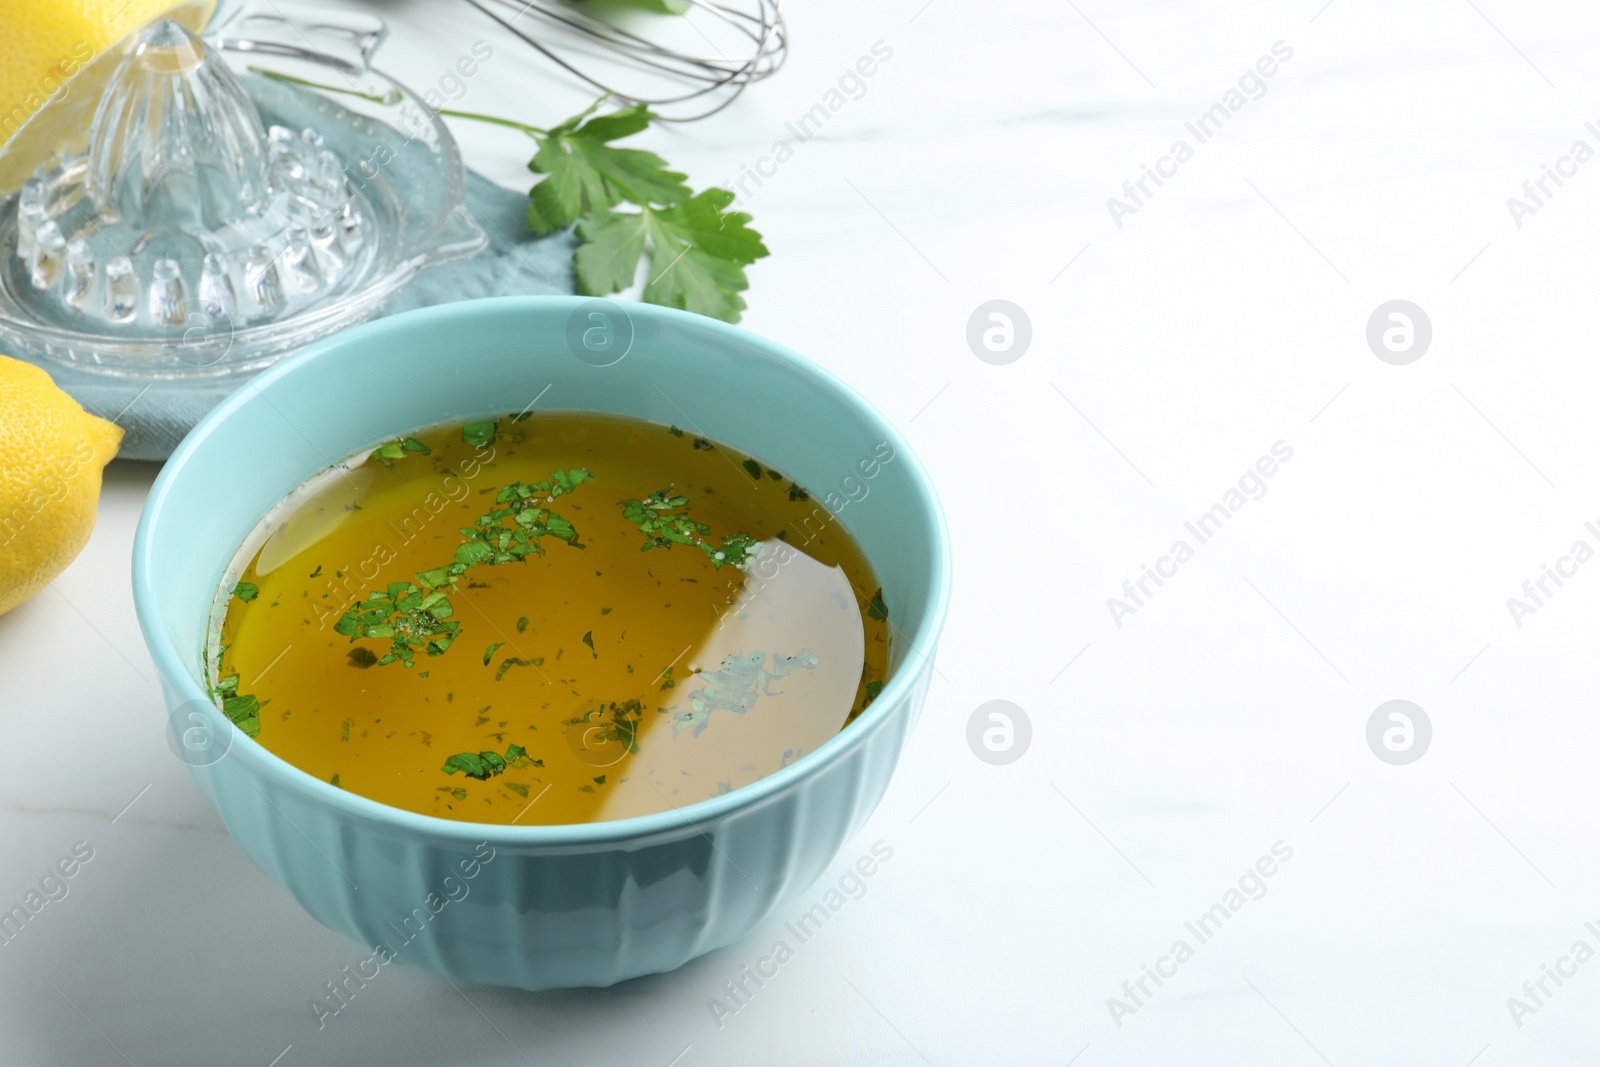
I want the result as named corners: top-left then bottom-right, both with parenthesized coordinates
top-left (133, 296), bottom-right (952, 847)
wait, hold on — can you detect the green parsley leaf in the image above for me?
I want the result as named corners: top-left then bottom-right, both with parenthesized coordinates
top-left (458, 472), bottom-right (591, 565)
top-left (495, 655), bottom-right (545, 681)
top-left (232, 581), bottom-right (259, 602)
top-left (462, 421), bottom-right (497, 449)
top-left (741, 458), bottom-right (762, 480)
top-left (506, 782), bottom-right (529, 797)
top-left (582, 630), bottom-right (595, 653)
top-left (572, 207), bottom-right (647, 294)
top-left (442, 745), bottom-right (528, 780)
top-left (867, 588), bottom-right (888, 622)
top-left (566, 700), bottom-right (643, 753)
top-left (332, 580), bottom-right (461, 668)
top-left (516, 616), bottom-right (529, 633)
top-left (347, 646), bottom-right (378, 668)
top-left (575, 189), bottom-right (768, 323)
top-left (414, 566), bottom-right (453, 589)
top-left (615, 491), bottom-right (759, 569)
top-left (222, 693), bottom-right (261, 738)
top-left (864, 680), bottom-right (885, 703)
top-left (526, 102), bottom-right (691, 234)
top-left (441, 752), bottom-right (488, 778)
top-left (483, 641), bottom-right (504, 666)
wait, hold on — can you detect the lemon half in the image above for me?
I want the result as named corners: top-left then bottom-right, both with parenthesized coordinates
top-left (0, 0), bottom-right (214, 184)
top-left (0, 355), bottom-right (123, 617)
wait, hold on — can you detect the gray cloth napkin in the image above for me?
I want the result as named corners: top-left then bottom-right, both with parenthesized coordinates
top-left (15, 172), bottom-right (576, 461)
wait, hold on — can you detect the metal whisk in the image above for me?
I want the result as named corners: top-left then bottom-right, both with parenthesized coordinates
top-left (463, 0), bottom-right (787, 122)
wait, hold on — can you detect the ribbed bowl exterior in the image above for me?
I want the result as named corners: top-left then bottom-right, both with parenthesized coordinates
top-left (135, 297), bottom-right (950, 991)
top-left (173, 665), bottom-right (929, 990)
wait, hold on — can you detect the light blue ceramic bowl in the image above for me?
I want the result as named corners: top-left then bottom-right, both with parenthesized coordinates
top-left (132, 297), bottom-right (950, 991)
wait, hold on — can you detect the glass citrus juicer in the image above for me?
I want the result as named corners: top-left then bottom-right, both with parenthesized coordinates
top-left (0, 4), bottom-right (486, 378)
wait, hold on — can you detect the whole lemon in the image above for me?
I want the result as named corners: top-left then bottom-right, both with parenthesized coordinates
top-left (0, 356), bottom-right (123, 617)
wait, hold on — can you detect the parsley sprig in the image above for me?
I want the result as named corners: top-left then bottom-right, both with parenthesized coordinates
top-left (249, 68), bottom-right (769, 322)
top-left (446, 97), bottom-right (769, 323)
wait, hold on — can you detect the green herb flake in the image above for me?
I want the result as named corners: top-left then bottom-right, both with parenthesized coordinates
top-left (222, 693), bottom-right (262, 738)
top-left (232, 581), bottom-right (259, 603)
top-left (865, 680), bottom-right (885, 703)
top-left (483, 641), bottom-right (504, 666)
top-left (309, 565), bottom-right (322, 578)
top-left (741, 458), bottom-right (762, 480)
top-left (616, 491), bottom-right (759, 569)
top-left (340, 719), bottom-right (351, 741)
top-left (516, 616), bottom-right (529, 633)
top-left (506, 782), bottom-right (529, 797)
top-left (332, 575), bottom-right (462, 668)
top-left (442, 744), bottom-right (527, 780)
top-left (462, 420), bottom-right (497, 449)
top-left (867, 588), bottom-right (888, 622)
top-left (456, 471), bottom-right (592, 567)
top-left (582, 630), bottom-right (595, 653)
top-left (495, 656), bottom-right (545, 681)
top-left (347, 646), bottom-right (378, 669)
top-left (593, 775), bottom-right (606, 785)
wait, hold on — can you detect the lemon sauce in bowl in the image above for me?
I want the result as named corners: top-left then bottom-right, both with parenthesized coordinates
top-left (213, 412), bottom-right (891, 825)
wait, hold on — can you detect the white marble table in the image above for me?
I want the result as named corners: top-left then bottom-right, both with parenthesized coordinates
top-left (6, 0), bottom-right (1600, 1063)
